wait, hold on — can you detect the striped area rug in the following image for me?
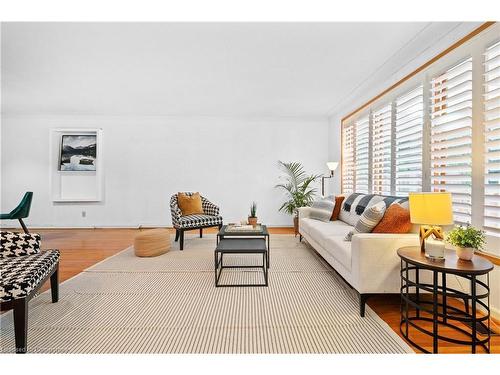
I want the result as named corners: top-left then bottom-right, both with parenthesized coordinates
top-left (0, 234), bottom-right (413, 353)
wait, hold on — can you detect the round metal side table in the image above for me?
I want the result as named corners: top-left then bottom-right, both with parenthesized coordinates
top-left (397, 246), bottom-right (493, 354)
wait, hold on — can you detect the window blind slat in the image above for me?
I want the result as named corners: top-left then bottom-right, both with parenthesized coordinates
top-left (484, 41), bottom-right (500, 238)
top-left (431, 58), bottom-right (473, 224)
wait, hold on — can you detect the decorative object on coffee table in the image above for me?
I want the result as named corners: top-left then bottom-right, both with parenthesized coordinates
top-left (398, 246), bottom-right (493, 354)
top-left (445, 225), bottom-right (486, 261)
top-left (408, 192), bottom-right (453, 256)
top-left (275, 161), bottom-right (321, 236)
top-left (248, 201), bottom-right (258, 226)
top-left (134, 229), bottom-right (171, 257)
top-left (170, 192), bottom-right (223, 250)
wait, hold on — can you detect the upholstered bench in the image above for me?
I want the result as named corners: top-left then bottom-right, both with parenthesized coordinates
top-left (0, 231), bottom-right (60, 353)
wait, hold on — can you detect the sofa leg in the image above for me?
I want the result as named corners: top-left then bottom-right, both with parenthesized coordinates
top-left (175, 229), bottom-right (179, 242)
top-left (299, 234), bottom-right (302, 242)
top-left (199, 228), bottom-right (203, 238)
top-left (179, 230), bottom-right (184, 251)
top-left (18, 218), bottom-right (29, 234)
top-left (50, 266), bottom-right (59, 303)
top-left (13, 298), bottom-right (28, 353)
top-left (359, 294), bottom-right (370, 317)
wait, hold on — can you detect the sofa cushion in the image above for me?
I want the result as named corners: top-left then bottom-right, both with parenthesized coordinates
top-left (331, 195), bottom-right (345, 221)
top-left (372, 203), bottom-right (412, 233)
top-left (339, 193), bottom-right (409, 226)
top-left (345, 201), bottom-right (387, 241)
top-left (300, 218), bottom-right (352, 238)
top-left (309, 197), bottom-right (335, 222)
top-left (323, 236), bottom-right (352, 271)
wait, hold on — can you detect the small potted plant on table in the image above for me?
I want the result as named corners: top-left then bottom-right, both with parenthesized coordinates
top-left (445, 225), bottom-right (486, 261)
top-left (248, 201), bottom-right (258, 226)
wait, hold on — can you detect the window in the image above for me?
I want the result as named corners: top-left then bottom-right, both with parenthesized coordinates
top-left (342, 122), bottom-right (355, 193)
top-left (430, 58), bottom-right (473, 224)
top-left (484, 41), bottom-right (500, 236)
top-left (372, 104), bottom-right (392, 195)
top-left (395, 86), bottom-right (424, 196)
top-left (355, 115), bottom-right (370, 193)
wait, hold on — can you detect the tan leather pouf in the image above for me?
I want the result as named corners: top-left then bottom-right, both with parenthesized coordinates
top-left (134, 229), bottom-right (171, 257)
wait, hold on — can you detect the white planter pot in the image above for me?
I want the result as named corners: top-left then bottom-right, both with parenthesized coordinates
top-left (454, 246), bottom-right (475, 261)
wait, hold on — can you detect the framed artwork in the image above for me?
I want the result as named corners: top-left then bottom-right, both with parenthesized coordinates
top-left (59, 134), bottom-right (97, 171)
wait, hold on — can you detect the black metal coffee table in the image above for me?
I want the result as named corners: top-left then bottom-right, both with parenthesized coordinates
top-left (217, 224), bottom-right (270, 267)
top-left (214, 238), bottom-right (268, 287)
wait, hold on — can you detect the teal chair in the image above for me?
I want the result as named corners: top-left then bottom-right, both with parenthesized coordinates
top-left (0, 192), bottom-right (33, 233)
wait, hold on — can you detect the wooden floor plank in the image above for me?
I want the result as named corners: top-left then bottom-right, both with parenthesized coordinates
top-left (6, 227), bottom-right (498, 354)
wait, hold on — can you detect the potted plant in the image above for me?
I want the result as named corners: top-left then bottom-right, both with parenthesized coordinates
top-left (445, 225), bottom-right (486, 261)
top-left (248, 201), bottom-right (258, 226)
top-left (275, 161), bottom-right (321, 235)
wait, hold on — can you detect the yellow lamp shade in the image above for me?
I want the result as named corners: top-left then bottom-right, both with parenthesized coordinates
top-left (409, 192), bottom-right (453, 225)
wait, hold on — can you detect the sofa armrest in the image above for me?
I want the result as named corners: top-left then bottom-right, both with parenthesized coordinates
top-left (350, 233), bottom-right (419, 293)
top-left (298, 207), bottom-right (312, 220)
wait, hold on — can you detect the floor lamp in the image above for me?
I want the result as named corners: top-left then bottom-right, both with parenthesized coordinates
top-left (321, 162), bottom-right (338, 197)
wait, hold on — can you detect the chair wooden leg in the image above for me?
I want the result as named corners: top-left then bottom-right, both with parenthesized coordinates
top-left (50, 266), bottom-right (59, 303)
top-left (179, 230), bottom-right (184, 251)
top-left (18, 219), bottom-right (29, 234)
top-left (13, 298), bottom-right (28, 353)
top-left (175, 229), bottom-right (179, 242)
top-left (199, 228), bottom-right (203, 238)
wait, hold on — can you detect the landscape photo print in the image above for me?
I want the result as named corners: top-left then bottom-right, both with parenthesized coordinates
top-left (59, 134), bottom-right (97, 171)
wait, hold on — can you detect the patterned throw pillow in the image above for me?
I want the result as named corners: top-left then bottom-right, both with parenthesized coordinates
top-left (309, 197), bottom-right (335, 222)
top-left (344, 201), bottom-right (387, 241)
top-left (372, 203), bottom-right (412, 233)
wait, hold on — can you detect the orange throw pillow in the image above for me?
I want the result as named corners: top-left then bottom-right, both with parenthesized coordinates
top-left (372, 203), bottom-right (412, 233)
top-left (330, 195), bottom-right (345, 221)
top-left (177, 192), bottom-right (204, 216)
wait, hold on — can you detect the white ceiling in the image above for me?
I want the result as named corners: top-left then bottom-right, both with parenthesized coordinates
top-left (1, 22), bottom-right (482, 117)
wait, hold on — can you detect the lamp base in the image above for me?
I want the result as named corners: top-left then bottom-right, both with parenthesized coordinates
top-left (419, 225), bottom-right (444, 252)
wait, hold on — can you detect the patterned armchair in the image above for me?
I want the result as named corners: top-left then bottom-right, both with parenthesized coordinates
top-left (170, 193), bottom-right (223, 250)
top-left (0, 231), bottom-right (60, 353)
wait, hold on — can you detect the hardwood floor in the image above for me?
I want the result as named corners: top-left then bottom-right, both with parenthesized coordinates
top-left (15, 227), bottom-right (500, 353)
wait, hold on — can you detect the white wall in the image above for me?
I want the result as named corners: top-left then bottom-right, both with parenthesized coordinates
top-left (1, 115), bottom-right (328, 228)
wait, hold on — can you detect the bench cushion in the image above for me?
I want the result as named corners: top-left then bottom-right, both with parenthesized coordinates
top-left (0, 250), bottom-right (60, 302)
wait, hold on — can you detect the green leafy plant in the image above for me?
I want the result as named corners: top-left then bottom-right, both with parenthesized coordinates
top-left (445, 225), bottom-right (486, 250)
top-left (249, 202), bottom-right (257, 218)
top-left (275, 161), bottom-right (322, 217)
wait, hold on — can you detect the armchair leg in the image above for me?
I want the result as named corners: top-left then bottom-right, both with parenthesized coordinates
top-left (179, 230), bottom-right (184, 251)
top-left (13, 298), bottom-right (28, 353)
top-left (199, 228), bottom-right (203, 238)
top-left (50, 266), bottom-right (59, 303)
top-left (18, 219), bottom-right (29, 234)
top-left (175, 229), bottom-right (179, 242)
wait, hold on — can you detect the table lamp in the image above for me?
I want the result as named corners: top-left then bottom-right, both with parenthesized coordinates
top-left (321, 161), bottom-right (339, 196)
top-left (409, 192), bottom-right (453, 254)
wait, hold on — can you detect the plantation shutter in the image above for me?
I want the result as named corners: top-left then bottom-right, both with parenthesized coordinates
top-left (355, 115), bottom-right (370, 193)
top-left (342, 122), bottom-right (355, 193)
top-left (395, 86), bottom-right (424, 196)
top-left (430, 58), bottom-right (473, 224)
top-left (484, 41), bottom-right (500, 236)
top-left (372, 104), bottom-right (392, 195)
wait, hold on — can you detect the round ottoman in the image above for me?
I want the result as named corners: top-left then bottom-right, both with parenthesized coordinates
top-left (134, 229), bottom-right (171, 257)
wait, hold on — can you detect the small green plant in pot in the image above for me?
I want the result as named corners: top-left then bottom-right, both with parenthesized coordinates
top-left (445, 225), bottom-right (486, 261)
top-left (248, 201), bottom-right (258, 226)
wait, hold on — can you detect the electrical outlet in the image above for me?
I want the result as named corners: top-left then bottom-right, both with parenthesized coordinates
top-left (82, 211), bottom-right (86, 218)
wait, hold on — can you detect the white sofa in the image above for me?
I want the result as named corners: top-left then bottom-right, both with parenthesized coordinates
top-left (298, 205), bottom-right (420, 316)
